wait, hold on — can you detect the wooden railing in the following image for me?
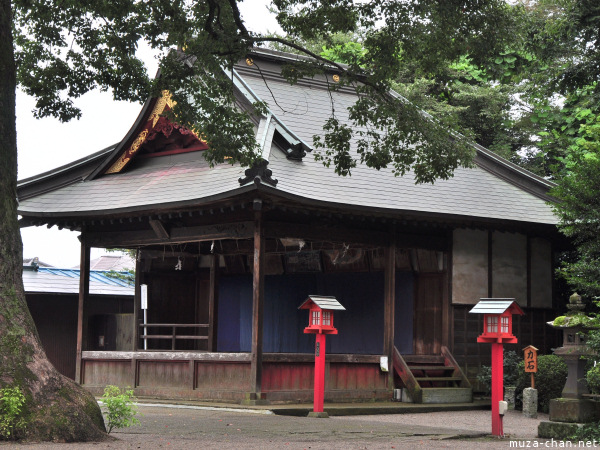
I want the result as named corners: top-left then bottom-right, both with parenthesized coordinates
top-left (392, 346), bottom-right (422, 403)
top-left (441, 345), bottom-right (472, 389)
top-left (139, 323), bottom-right (209, 350)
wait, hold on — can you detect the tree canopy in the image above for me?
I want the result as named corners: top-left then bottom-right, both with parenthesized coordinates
top-left (12, 0), bottom-right (524, 183)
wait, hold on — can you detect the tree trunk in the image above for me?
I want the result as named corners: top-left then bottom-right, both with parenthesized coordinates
top-left (0, 0), bottom-right (106, 441)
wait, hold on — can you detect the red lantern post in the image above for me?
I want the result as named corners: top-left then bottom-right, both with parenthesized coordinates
top-left (299, 295), bottom-right (345, 418)
top-left (470, 299), bottom-right (524, 437)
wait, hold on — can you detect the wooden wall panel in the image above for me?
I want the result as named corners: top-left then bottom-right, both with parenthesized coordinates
top-left (452, 229), bottom-right (488, 304)
top-left (262, 363), bottom-right (313, 392)
top-left (80, 356), bottom-right (388, 401)
top-left (137, 361), bottom-right (189, 388)
top-left (27, 294), bottom-right (132, 380)
top-left (27, 295), bottom-right (77, 380)
top-left (531, 237), bottom-right (553, 308)
top-left (492, 231), bottom-right (527, 300)
top-left (82, 360), bottom-right (132, 386)
top-left (328, 364), bottom-right (387, 391)
top-left (195, 362), bottom-right (251, 391)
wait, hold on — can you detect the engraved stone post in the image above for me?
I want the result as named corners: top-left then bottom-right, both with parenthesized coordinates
top-left (523, 388), bottom-right (538, 418)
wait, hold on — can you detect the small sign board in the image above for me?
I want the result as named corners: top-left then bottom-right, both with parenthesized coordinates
top-left (523, 345), bottom-right (538, 373)
top-left (140, 284), bottom-right (148, 310)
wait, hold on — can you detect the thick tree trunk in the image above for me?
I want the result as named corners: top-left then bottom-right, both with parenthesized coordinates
top-left (0, 0), bottom-right (105, 441)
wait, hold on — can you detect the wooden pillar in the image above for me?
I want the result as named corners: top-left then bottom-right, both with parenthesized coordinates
top-left (247, 204), bottom-right (267, 404)
top-left (133, 251), bottom-right (141, 352)
top-left (383, 231), bottom-right (396, 388)
top-left (488, 230), bottom-right (493, 297)
top-left (208, 253), bottom-right (219, 352)
top-left (442, 244), bottom-right (450, 348)
top-left (75, 238), bottom-right (90, 384)
top-left (131, 251), bottom-right (141, 389)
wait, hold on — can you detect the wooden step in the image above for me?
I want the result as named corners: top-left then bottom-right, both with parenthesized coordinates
top-left (415, 377), bottom-right (463, 382)
top-left (402, 355), bottom-right (445, 364)
top-left (393, 346), bottom-right (472, 404)
top-left (408, 365), bottom-right (454, 372)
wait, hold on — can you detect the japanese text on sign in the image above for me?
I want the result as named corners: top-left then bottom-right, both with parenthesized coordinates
top-left (524, 347), bottom-right (538, 373)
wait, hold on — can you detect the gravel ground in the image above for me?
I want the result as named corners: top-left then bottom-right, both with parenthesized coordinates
top-left (1, 405), bottom-right (559, 450)
top-left (336, 409), bottom-right (547, 439)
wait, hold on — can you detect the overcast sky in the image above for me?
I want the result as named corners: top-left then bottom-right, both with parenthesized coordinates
top-left (18, 1), bottom-right (281, 268)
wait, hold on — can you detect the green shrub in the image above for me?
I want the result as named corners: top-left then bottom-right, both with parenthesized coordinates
top-left (571, 421), bottom-right (600, 441)
top-left (0, 386), bottom-right (26, 440)
top-left (101, 385), bottom-right (140, 433)
top-left (587, 365), bottom-right (600, 394)
top-left (515, 354), bottom-right (568, 413)
top-left (476, 350), bottom-right (522, 395)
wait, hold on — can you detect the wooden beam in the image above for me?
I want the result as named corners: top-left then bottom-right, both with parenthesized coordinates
top-left (265, 221), bottom-right (448, 250)
top-left (248, 208), bottom-right (265, 403)
top-left (441, 244), bottom-right (450, 348)
top-left (133, 253), bottom-right (141, 353)
top-left (488, 230), bottom-right (493, 297)
top-left (149, 218), bottom-right (170, 239)
top-left (265, 221), bottom-right (388, 246)
top-left (75, 238), bottom-right (90, 384)
top-left (85, 221), bottom-right (254, 247)
top-left (527, 235), bottom-right (532, 308)
top-left (208, 253), bottom-right (219, 352)
top-left (448, 232), bottom-right (455, 352)
top-left (132, 255), bottom-right (141, 387)
top-left (383, 230), bottom-right (396, 389)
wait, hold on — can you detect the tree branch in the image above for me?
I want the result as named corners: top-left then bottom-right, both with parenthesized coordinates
top-left (227, 0), bottom-right (249, 37)
top-left (250, 35), bottom-right (400, 110)
top-left (251, 36), bottom-right (349, 74)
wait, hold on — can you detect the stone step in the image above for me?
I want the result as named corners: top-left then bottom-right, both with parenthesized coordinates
top-left (421, 388), bottom-right (473, 404)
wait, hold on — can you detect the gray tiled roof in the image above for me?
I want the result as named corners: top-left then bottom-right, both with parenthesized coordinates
top-left (17, 52), bottom-right (558, 226)
top-left (240, 67), bottom-right (557, 225)
top-left (18, 152), bottom-right (246, 215)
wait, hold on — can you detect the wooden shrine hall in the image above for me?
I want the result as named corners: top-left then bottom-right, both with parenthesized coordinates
top-left (17, 48), bottom-right (563, 404)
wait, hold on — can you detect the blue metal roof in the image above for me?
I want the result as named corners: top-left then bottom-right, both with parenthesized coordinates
top-left (38, 268), bottom-right (133, 287)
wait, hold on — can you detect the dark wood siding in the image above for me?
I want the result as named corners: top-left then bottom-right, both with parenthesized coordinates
top-left (452, 305), bottom-right (562, 386)
top-left (27, 294), bottom-right (133, 380)
top-left (217, 271), bottom-right (414, 355)
top-left (27, 294), bottom-right (78, 379)
top-left (413, 273), bottom-right (445, 355)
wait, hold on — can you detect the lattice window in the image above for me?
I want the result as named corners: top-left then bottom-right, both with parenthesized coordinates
top-left (501, 316), bottom-right (509, 334)
top-left (486, 315), bottom-right (498, 333)
top-left (312, 310), bottom-right (320, 326)
top-left (322, 311), bottom-right (331, 326)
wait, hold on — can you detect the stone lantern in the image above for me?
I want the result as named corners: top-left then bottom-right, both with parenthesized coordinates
top-left (549, 293), bottom-right (594, 400)
top-left (538, 293), bottom-right (599, 438)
